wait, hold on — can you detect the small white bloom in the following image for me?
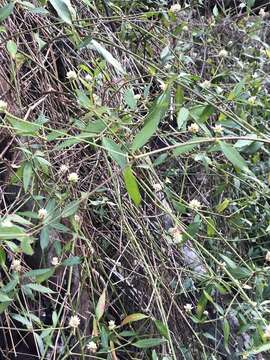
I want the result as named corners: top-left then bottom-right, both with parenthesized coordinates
top-left (159, 81), bottom-right (167, 91)
top-left (108, 320), bottom-right (116, 330)
top-left (213, 124), bottom-right (223, 134)
top-left (85, 74), bottom-right (92, 81)
top-left (189, 199), bottom-right (202, 210)
top-left (218, 49), bottom-right (228, 58)
top-left (66, 70), bottom-right (78, 81)
top-left (0, 100), bottom-right (8, 112)
top-left (184, 303), bottom-right (193, 313)
top-left (38, 208), bottom-right (47, 220)
top-left (68, 172), bottom-right (79, 183)
top-left (259, 8), bottom-right (267, 18)
top-left (134, 94), bottom-right (141, 100)
top-left (51, 257), bottom-right (59, 266)
top-left (69, 315), bottom-right (80, 328)
top-left (239, 2), bottom-right (246, 9)
top-left (265, 251), bottom-right (270, 262)
top-left (92, 94), bottom-right (102, 106)
top-left (169, 227), bottom-right (183, 244)
top-left (243, 284), bottom-right (252, 290)
top-left (59, 164), bottom-right (69, 174)
top-left (216, 86), bottom-right (223, 95)
top-left (188, 123), bottom-right (199, 134)
top-left (200, 80), bottom-right (211, 89)
top-left (74, 214), bottom-right (81, 223)
top-left (248, 96), bottom-right (256, 105)
top-left (87, 341), bottom-right (97, 352)
top-left (182, 25), bottom-right (188, 31)
top-left (153, 183), bottom-right (163, 192)
top-left (11, 259), bottom-right (22, 272)
top-left (203, 310), bottom-right (209, 316)
top-left (170, 3), bottom-right (181, 13)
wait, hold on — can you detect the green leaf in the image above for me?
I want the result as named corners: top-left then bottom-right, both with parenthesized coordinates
top-left (0, 291), bottom-right (12, 302)
top-left (102, 138), bottom-right (127, 169)
top-left (0, 247), bottom-right (6, 267)
top-left (154, 320), bottom-right (169, 340)
top-left (177, 107), bottom-right (189, 130)
top-left (6, 39), bottom-right (17, 59)
top-left (24, 268), bottom-right (54, 283)
top-left (124, 88), bottom-right (137, 110)
top-left (216, 198), bottom-right (230, 213)
top-left (23, 162), bottom-right (33, 192)
top-left (96, 288), bottom-right (106, 321)
top-left (121, 313), bottom-right (148, 326)
top-left (131, 90), bottom-right (170, 151)
top-left (90, 39), bottom-right (126, 74)
top-left (21, 237), bottom-right (34, 256)
top-left (123, 166), bottom-right (141, 207)
top-left (48, 0), bottom-right (73, 24)
top-left (40, 226), bottom-right (50, 250)
top-left (0, 3), bottom-right (14, 23)
top-left (23, 283), bottom-right (54, 294)
top-left (6, 115), bottom-right (41, 136)
top-left (173, 141), bottom-right (197, 156)
top-left (133, 338), bottom-right (166, 348)
top-left (61, 200), bottom-right (80, 218)
top-left (248, 343), bottom-right (270, 355)
top-left (220, 141), bottom-right (249, 172)
top-left (0, 224), bottom-right (27, 241)
top-left (223, 318), bottom-right (230, 353)
top-left (62, 256), bottom-right (81, 266)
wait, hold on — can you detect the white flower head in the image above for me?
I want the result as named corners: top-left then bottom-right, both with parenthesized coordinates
top-left (200, 80), bottom-right (211, 89)
top-left (265, 251), bottom-right (270, 262)
top-left (184, 303), bottom-right (193, 313)
top-left (0, 100), bottom-right (8, 112)
top-left (108, 320), bottom-right (116, 330)
top-left (87, 341), bottom-right (97, 352)
top-left (188, 123), bottom-right (199, 134)
top-left (11, 259), bottom-right (22, 272)
top-left (51, 257), bottom-right (59, 266)
top-left (74, 214), bottom-right (81, 223)
top-left (182, 25), bottom-right (188, 31)
top-left (59, 164), bottom-right (69, 174)
top-left (169, 227), bottom-right (183, 244)
top-left (259, 8), bottom-right (267, 18)
top-left (218, 49), bottom-right (228, 58)
top-left (216, 86), bottom-right (223, 95)
top-left (85, 74), bottom-right (92, 82)
top-left (134, 94), bottom-right (141, 100)
top-left (203, 310), bottom-right (209, 316)
top-left (159, 81), bottom-right (167, 91)
top-left (189, 199), bottom-right (202, 210)
top-left (38, 208), bottom-right (47, 220)
top-left (248, 96), bottom-right (256, 105)
top-left (265, 324), bottom-right (270, 339)
top-left (153, 183), bottom-right (163, 192)
top-left (69, 315), bottom-right (80, 328)
top-left (239, 2), bottom-right (246, 9)
top-left (243, 284), bottom-right (252, 290)
top-left (93, 94), bottom-right (101, 106)
top-left (66, 70), bottom-right (78, 81)
top-left (170, 3), bottom-right (181, 13)
top-left (213, 124), bottom-right (223, 134)
top-left (68, 172), bottom-right (79, 183)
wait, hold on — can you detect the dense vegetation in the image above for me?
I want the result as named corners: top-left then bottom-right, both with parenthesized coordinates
top-left (0, 0), bottom-right (270, 359)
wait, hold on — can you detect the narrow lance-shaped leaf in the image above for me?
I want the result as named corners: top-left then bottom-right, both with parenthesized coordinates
top-left (133, 338), bottom-right (166, 348)
top-left (121, 313), bottom-right (148, 326)
top-left (23, 162), bottom-right (33, 192)
top-left (91, 39), bottom-right (126, 74)
top-left (102, 138), bottom-right (127, 169)
top-left (96, 288), bottom-right (106, 321)
top-left (49, 0), bottom-right (73, 25)
top-left (220, 141), bottom-right (249, 172)
top-left (123, 166), bottom-right (141, 207)
top-left (0, 3), bottom-right (14, 23)
top-left (131, 89), bottom-right (170, 152)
